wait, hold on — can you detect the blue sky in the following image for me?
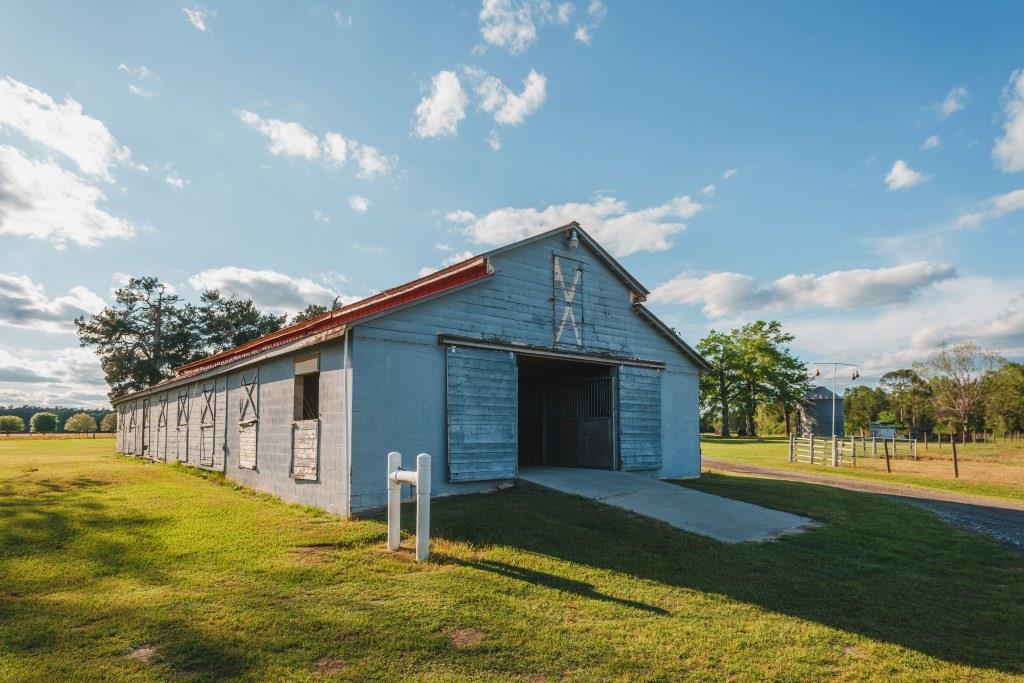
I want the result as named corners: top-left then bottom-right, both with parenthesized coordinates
top-left (1, 1), bottom-right (1023, 407)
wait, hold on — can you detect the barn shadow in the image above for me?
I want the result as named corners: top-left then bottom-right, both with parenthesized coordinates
top-left (427, 474), bottom-right (1024, 674)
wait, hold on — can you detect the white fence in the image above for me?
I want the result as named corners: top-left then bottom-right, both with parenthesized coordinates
top-left (789, 434), bottom-right (918, 467)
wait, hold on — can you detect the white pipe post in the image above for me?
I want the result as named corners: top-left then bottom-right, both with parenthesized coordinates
top-left (387, 451), bottom-right (402, 552)
top-left (415, 453), bottom-right (431, 562)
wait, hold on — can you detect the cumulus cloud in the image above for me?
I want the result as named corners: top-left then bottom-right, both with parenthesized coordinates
top-left (0, 77), bottom-right (134, 180)
top-left (0, 345), bottom-right (108, 406)
top-left (448, 194), bottom-right (702, 256)
top-left (348, 195), bottom-right (370, 213)
top-left (884, 159), bottom-right (928, 191)
top-left (188, 267), bottom-right (356, 314)
top-left (418, 250), bottom-right (476, 277)
top-left (414, 70), bottom-right (468, 138)
top-left (573, 0), bottom-right (606, 44)
top-left (0, 145), bottom-right (135, 248)
top-left (237, 110), bottom-right (321, 160)
top-left (236, 110), bottom-right (397, 178)
top-left (722, 168), bottom-right (738, 180)
top-left (701, 184), bottom-right (716, 196)
top-left (479, 0), bottom-right (538, 54)
top-left (993, 68), bottom-right (1024, 173)
top-left (921, 134), bottom-right (941, 150)
top-left (938, 85), bottom-right (968, 119)
top-left (312, 210), bottom-right (329, 223)
top-left (182, 5), bottom-right (214, 32)
top-left (118, 64), bottom-right (159, 98)
top-left (650, 262), bottom-right (957, 318)
top-left (165, 171), bottom-right (189, 189)
top-left (0, 273), bottom-right (104, 333)
top-left (466, 67), bottom-right (548, 125)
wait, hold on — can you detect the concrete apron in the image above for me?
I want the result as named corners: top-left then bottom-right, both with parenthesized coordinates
top-left (519, 467), bottom-right (812, 543)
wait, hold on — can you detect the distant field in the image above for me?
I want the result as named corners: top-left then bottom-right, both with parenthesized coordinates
top-left (2, 438), bottom-right (1023, 681)
top-left (702, 435), bottom-right (1024, 503)
top-left (0, 433), bottom-right (115, 440)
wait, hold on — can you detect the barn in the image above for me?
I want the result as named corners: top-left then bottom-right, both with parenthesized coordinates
top-left (799, 386), bottom-right (845, 438)
top-left (112, 223), bottom-right (709, 515)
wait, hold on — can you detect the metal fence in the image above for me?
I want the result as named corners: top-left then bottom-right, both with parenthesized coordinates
top-left (789, 434), bottom-right (919, 467)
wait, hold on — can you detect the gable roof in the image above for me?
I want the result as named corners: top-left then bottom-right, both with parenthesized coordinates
top-left (114, 222), bottom-right (708, 401)
top-left (805, 386), bottom-right (840, 401)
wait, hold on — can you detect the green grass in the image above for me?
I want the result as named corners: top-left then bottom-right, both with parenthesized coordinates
top-left (1, 438), bottom-right (1023, 681)
top-left (702, 435), bottom-right (1024, 503)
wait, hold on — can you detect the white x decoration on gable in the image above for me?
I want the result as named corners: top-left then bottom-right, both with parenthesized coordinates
top-left (553, 255), bottom-right (584, 347)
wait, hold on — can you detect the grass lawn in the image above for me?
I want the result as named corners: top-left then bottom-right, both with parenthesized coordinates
top-left (2, 439), bottom-right (1023, 681)
top-left (702, 435), bottom-right (1024, 503)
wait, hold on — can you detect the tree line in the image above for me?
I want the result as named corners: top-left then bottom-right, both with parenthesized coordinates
top-left (76, 276), bottom-right (341, 400)
top-left (0, 411), bottom-right (117, 434)
top-left (844, 342), bottom-right (1023, 438)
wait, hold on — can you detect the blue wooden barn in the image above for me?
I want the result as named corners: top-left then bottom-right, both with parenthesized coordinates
top-left (112, 223), bottom-right (709, 515)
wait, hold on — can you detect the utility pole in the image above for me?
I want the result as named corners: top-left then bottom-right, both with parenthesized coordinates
top-left (811, 361), bottom-right (860, 466)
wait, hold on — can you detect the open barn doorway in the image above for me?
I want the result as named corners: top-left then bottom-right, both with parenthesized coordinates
top-left (517, 355), bottom-right (615, 469)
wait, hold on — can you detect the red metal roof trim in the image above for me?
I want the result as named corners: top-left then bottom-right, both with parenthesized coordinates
top-left (174, 257), bottom-right (491, 379)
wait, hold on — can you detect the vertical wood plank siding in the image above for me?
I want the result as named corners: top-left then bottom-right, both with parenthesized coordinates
top-left (618, 366), bottom-right (663, 470)
top-left (446, 346), bottom-right (518, 482)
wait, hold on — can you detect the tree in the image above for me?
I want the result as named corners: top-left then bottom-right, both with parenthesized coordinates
top-left (197, 290), bottom-right (285, 353)
top-left (0, 415), bottom-right (24, 434)
top-left (30, 412), bottom-right (58, 433)
top-left (696, 330), bottom-right (741, 436)
top-left (76, 277), bottom-right (200, 399)
top-left (879, 369), bottom-right (931, 429)
top-left (982, 362), bottom-right (1024, 433)
top-left (915, 342), bottom-right (1002, 440)
top-left (64, 412), bottom-right (97, 433)
top-left (291, 297), bottom-right (346, 325)
top-left (100, 412), bottom-right (118, 433)
top-left (843, 385), bottom-right (888, 434)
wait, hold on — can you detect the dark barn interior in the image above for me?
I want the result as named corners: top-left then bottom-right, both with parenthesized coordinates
top-left (517, 355), bottom-right (614, 469)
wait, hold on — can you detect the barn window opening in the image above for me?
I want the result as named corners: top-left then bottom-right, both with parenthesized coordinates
top-left (517, 355), bottom-right (614, 470)
top-left (293, 353), bottom-right (320, 421)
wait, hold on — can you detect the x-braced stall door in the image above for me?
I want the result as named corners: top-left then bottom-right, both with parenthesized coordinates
top-left (446, 345), bottom-right (518, 482)
top-left (156, 395), bottom-right (168, 461)
top-left (199, 383), bottom-right (216, 467)
top-left (176, 391), bottom-right (190, 461)
top-left (141, 398), bottom-right (150, 457)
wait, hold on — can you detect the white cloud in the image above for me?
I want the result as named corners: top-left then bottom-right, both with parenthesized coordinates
top-left (955, 188), bottom-right (1024, 229)
top-left (884, 159), bottom-right (928, 191)
top-left (938, 85), bottom-right (968, 119)
top-left (556, 2), bottom-right (574, 23)
top-left (0, 77), bottom-right (133, 180)
top-left (0, 145), bottom-right (135, 248)
top-left (414, 70), bottom-right (468, 138)
top-left (993, 68), bottom-right (1024, 173)
top-left (237, 111), bottom-right (396, 178)
top-left (722, 168), bottom-right (737, 180)
top-left (487, 129), bottom-right (502, 151)
top-left (701, 184), bottom-right (716, 196)
top-left (479, 0), bottom-right (538, 55)
top-left (449, 193), bottom-right (702, 256)
top-left (321, 132), bottom-right (348, 167)
top-left (165, 171), bottom-right (189, 189)
top-left (237, 110), bottom-right (321, 160)
top-left (466, 67), bottom-right (547, 126)
top-left (573, 0), bottom-right (605, 43)
top-left (312, 210), bottom-right (329, 223)
top-left (348, 195), bottom-right (370, 213)
top-left (651, 261), bottom-right (957, 318)
top-left (921, 134), bottom-right (941, 150)
top-left (0, 344), bottom-right (109, 407)
top-left (119, 64), bottom-right (159, 98)
top-left (333, 10), bottom-right (353, 27)
top-left (182, 5), bottom-right (214, 32)
top-left (418, 250), bottom-right (476, 277)
top-left (0, 273), bottom-right (104, 333)
top-left (188, 267), bottom-right (354, 314)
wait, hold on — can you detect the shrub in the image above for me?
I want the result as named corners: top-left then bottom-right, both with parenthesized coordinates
top-left (99, 412), bottom-right (117, 433)
top-left (29, 412), bottom-right (58, 433)
top-left (64, 412), bottom-right (98, 433)
top-left (0, 415), bottom-right (25, 434)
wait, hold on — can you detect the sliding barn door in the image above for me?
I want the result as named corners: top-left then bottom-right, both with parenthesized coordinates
top-left (618, 366), bottom-right (662, 471)
top-left (446, 346), bottom-right (518, 482)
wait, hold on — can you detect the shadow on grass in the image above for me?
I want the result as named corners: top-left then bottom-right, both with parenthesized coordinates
top-left (429, 473), bottom-right (1024, 674)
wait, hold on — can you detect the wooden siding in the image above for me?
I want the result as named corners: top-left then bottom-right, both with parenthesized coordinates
top-left (618, 366), bottom-right (662, 470)
top-left (446, 346), bottom-right (518, 482)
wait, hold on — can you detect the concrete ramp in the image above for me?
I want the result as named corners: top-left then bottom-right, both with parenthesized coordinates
top-left (519, 467), bottom-right (811, 543)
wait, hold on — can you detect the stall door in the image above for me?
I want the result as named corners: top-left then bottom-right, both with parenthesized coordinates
top-left (446, 346), bottom-right (518, 482)
top-left (618, 366), bottom-right (662, 471)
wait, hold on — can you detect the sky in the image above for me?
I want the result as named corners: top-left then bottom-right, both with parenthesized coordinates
top-left (1, 1), bottom-right (1023, 408)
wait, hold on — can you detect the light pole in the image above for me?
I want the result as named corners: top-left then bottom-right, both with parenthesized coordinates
top-left (811, 361), bottom-right (860, 466)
